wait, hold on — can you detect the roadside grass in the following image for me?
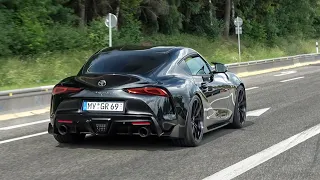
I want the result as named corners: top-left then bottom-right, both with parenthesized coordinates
top-left (0, 50), bottom-right (95, 91)
top-left (0, 34), bottom-right (316, 91)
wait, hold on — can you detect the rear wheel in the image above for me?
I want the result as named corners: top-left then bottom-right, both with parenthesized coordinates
top-left (231, 85), bottom-right (247, 128)
top-left (173, 95), bottom-right (204, 147)
top-left (53, 134), bottom-right (85, 144)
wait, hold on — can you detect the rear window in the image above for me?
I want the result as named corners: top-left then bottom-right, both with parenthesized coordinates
top-left (81, 51), bottom-right (169, 75)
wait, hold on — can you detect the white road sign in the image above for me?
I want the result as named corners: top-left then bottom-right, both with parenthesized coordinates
top-left (234, 17), bottom-right (243, 27)
top-left (236, 26), bottom-right (242, 34)
top-left (105, 13), bottom-right (118, 47)
top-left (105, 13), bottom-right (117, 28)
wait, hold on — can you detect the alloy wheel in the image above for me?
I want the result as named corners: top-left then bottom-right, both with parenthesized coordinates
top-left (191, 99), bottom-right (204, 141)
top-left (238, 88), bottom-right (247, 124)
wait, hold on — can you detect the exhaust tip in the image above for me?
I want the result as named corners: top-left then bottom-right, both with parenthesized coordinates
top-left (138, 127), bottom-right (150, 137)
top-left (58, 125), bottom-right (68, 135)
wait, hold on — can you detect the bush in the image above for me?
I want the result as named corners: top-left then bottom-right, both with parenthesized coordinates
top-left (158, 5), bottom-right (183, 35)
top-left (116, 16), bottom-right (143, 45)
top-left (46, 25), bottom-right (88, 51)
top-left (0, 9), bottom-right (13, 56)
top-left (87, 18), bottom-right (109, 48)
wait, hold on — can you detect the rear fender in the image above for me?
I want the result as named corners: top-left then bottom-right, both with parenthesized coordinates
top-left (50, 76), bottom-right (84, 117)
top-left (160, 76), bottom-right (204, 126)
top-left (165, 82), bottom-right (205, 138)
top-left (226, 72), bottom-right (244, 87)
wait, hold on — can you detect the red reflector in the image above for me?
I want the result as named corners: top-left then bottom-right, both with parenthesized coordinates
top-left (57, 120), bottom-right (73, 124)
top-left (132, 122), bottom-right (151, 125)
top-left (52, 86), bottom-right (82, 95)
top-left (126, 87), bottom-right (168, 97)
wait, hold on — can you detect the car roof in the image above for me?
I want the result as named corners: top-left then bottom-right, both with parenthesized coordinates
top-left (95, 45), bottom-right (193, 55)
top-left (84, 45), bottom-right (201, 77)
top-left (79, 45), bottom-right (196, 76)
top-left (94, 45), bottom-right (200, 64)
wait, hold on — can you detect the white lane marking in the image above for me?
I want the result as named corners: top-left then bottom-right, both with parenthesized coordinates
top-left (202, 123), bottom-right (320, 180)
top-left (246, 108), bottom-right (270, 117)
top-left (246, 87), bottom-right (259, 91)
top-left (280, 76), bottom-right (304, 83)
top-left (0, 132), bottom-right (48, 145)
top-left (0, 119), bottom-right (50, 130)
top-left (274, 71), bottom-right (297, 77)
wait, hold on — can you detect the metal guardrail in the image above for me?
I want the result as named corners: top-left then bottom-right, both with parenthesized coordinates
top-left (225, 53), bottom-right (318, 67)
top-left (0, 53), bottom-right (319, 98)
top-left (0, 85), bottom-right (54, 97)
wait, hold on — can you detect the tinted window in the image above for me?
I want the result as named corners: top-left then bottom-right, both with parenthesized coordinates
top-left (81, 51), bottom-right (169, 75)
top-left (185, 56), bottom-right (211, 75)
top-left (177, 60), bottom-right (192, 75)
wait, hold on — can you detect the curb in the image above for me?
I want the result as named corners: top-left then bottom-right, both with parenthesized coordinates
top-left (0, 107), bottom-right (50, 121)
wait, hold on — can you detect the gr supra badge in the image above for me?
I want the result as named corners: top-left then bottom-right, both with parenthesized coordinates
top-left (48, 45), bottom-right (247, 147)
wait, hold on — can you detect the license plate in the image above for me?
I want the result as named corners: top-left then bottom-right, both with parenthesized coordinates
top-left (82, 101), bottom-right (124, 112)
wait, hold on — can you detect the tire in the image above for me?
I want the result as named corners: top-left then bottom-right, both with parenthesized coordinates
top-left (231, 85), bottom-right (247, 128)
top-left (172, 95), bottom-right (204, 147)
top-left (53, 133), bottom-right (86, 144)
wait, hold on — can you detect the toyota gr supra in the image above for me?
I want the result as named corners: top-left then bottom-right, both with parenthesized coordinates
top-left (48, 45), bottom-right (247, 147)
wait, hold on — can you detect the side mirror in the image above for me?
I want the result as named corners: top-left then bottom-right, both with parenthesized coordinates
top-left (213, 63), bottom-right (228, 73)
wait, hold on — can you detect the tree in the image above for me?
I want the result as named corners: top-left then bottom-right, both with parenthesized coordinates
top-left (223, 0), bottom-right (231, 37)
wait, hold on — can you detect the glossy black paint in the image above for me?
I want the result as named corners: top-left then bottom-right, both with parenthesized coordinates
top-left (48, 45), bottom-right (245, 139)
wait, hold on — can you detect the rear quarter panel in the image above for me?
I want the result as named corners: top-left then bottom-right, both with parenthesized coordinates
top-left (226, 71), bottom-right (245, 105)
top-left (226, 72), bottom-right (244, 87)
top-left (157, 75), bottom-right (207, 128)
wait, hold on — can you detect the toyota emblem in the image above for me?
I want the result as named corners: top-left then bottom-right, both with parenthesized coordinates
top-left (98, 80), bottom-right (107, 87)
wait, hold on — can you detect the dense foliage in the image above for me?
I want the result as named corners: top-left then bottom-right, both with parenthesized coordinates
top-left (0, 0), bottom-right (320, 56)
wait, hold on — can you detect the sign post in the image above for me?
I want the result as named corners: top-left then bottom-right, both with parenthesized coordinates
top-left (316, 41), bottom-right (319, 54)
top-left (105, 13), bottom-right (118, 47)
top-left (234, 17), bottom-right (243, 62)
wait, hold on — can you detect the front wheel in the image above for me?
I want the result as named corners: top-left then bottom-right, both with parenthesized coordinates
top-left (172, 95), bottom-right (204, 147)
top-left (231, 85), bottom-right (247, 128)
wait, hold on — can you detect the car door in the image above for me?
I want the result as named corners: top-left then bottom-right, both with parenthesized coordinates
top-left (211, 63), bottom-right (237, 118)
top-left (208, 68), bottom-right (235, 122)
top-left (184, 55), bottom-right (231, 127)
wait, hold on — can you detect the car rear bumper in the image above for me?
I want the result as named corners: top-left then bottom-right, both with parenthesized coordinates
top-left (48, 113), bottom-right (185, 138)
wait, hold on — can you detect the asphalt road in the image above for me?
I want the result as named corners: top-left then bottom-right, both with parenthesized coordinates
top-left (1, 64), bottom-right (320, 180)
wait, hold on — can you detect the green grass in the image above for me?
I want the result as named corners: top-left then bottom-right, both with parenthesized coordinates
top-left (0, 34), bottom-right (317, 91)
top-left (0, 50), bottom-right (96, 90)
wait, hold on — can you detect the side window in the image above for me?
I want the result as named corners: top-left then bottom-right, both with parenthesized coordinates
top-left (178, 60), bottom-right (192, 75)
top-left (185, 56), bottom-right (211, 75)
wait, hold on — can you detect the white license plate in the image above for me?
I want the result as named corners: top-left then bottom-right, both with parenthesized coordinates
top-left (82, 101), bottom-right (124, 112)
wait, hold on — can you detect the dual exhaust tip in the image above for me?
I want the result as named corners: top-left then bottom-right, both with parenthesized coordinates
top-left (138, 127), bottom-right (150, 137)
top-left (58, 124), bottom-right (151, 137)
top-left (58, 125), bottom-right (68, 135)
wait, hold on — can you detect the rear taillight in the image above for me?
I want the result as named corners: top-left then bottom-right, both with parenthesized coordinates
top-left (57, 120), bottom-right (73, 124)
top-left (132, 122), bottom-right (151, 125)
top-left (52, 86), bottom-right (82, 95)
top-left (126, 87), bottom-right (169, 97)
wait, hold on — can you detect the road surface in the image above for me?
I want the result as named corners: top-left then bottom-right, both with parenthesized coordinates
top-left (1, 64), bottom-right (320, 180)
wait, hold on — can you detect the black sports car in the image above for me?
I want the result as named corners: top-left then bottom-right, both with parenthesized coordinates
top-left (48, 45), bottom-right (247, 147)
